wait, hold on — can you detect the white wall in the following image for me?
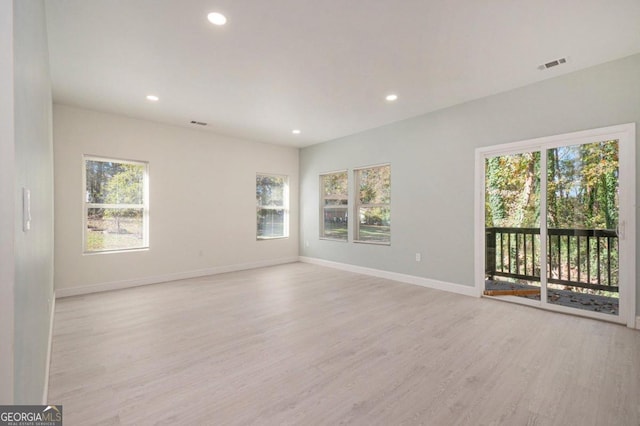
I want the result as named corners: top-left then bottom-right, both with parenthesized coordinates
top-left (0, 0), bottom-right (15, 405)
top-left (300, 53), bottom-right (640, 314)
top-left (13, 0), bottom-right (55, 404)
top-left (53, 105), bottom-right (299, 294)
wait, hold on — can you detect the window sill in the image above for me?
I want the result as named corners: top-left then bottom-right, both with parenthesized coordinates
top-left (319, 237), bottom-right (348, 242)
top-left (257, 236), bottom-right (289, 241)
top-left (353, 240), bottom-right (391, 246)
top-left (83, 247), bottom-right (149, 255)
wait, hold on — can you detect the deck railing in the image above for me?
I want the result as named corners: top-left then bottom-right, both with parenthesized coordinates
top-left (486, 227), bottom-right (619, 293)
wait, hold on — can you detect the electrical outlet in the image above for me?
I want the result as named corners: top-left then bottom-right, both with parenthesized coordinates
top-left (415, 253), bottom-right (421, 262)
top-left (305, 240), bottom-right (310, 248)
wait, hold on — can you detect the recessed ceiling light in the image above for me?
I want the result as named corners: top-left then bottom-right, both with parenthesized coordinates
top-left (292, 129), bottom-right (301, 135)
top-left (146, 95), bottom-right (159, 101)
top-left (207, 12), bottom-right (227, 26)
top-left (385, 94), bottom-right (398, 102)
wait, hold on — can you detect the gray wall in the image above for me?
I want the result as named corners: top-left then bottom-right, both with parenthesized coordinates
top-left (0, 0), bottom-right (16, 404)
top-left (13, 0), bottom-right (55, 403)
top-left (300, 54), bottom-right (640, 314)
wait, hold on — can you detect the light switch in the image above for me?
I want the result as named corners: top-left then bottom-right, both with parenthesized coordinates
top-left (23, 188), bottom-right (31, 232)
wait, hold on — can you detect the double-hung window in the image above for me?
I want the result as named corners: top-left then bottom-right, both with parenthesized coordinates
top-left (354, 164), bottom-right (391, 243)
top-left (83, 156), bottom-right (149, 253)
top-left (256, 174), bottom-right (289, 239)
top-left (320, 171), bottom-right (348, 241)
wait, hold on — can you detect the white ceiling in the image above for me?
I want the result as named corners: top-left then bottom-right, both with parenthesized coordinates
top-left (45, 0), bottom-right (640, 148)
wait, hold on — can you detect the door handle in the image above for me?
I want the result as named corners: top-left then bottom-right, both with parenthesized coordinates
top-left (617, 220), bottom-right (625, 240)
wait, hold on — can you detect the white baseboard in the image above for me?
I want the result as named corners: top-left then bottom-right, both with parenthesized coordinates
top-left (42, 292), bottom-right (55, 404)
top-left (55, 257), bottom-right (299, 298)
top-left (299, 256), bottom-right (477, 297)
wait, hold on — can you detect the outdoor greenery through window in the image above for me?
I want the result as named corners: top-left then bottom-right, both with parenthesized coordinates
top-left (485, 140), bottom-right (620, 305)
top-left (84, 156), bottom-right (148, 253)
top-left (320, 171), bottom-right (348, 240)
top-left (256, 174), bottom-right (289, 239)
top-left (355, 164), bottom-right (391, 243)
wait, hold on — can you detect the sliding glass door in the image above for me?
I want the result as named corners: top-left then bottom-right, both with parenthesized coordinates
top-left (545, 140), bottom-right (620, 315)
top-left (478, 125), bottom-right (635, 325)
top-left (484, 151), bottom-right (542, 300)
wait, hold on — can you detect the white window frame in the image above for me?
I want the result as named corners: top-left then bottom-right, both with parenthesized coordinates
top-left (354, 163), bottom-right (391, 245)
top-left (319, 170), bottom-right (349, 241)
top-left (82, 155), bottom-right (149, 254)
top-left (256, 173), bottom-right (289, 240)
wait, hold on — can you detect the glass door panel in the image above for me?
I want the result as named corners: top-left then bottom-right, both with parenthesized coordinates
top-left (546, 140), bottom-right (620, 315)
top-left (484, 152), bottom-right (541, 300)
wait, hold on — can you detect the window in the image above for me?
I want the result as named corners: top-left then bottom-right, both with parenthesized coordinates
top-left (256, 174), bottom-right (289, 239)
top-left (83, 156), bottom-right (149, 253)
top-left (354, 164), bottom-right (391, 243)
top-left (320, 171), bottom-right (348, 240)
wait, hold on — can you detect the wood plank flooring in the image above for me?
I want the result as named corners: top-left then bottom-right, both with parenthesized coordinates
top-left (48, 262), bottom-right (640, 425)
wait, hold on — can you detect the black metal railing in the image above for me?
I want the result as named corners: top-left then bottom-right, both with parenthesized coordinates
top-left (486, 227), bottom-right (619, 293)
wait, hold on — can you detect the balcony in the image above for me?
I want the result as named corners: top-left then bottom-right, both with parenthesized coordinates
top-left (485, 227), bottom-right (619, 314)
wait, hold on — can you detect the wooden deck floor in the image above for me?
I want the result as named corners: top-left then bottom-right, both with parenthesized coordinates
top-left (485, 279), bottom-right (619, 314)
top-left (48, 263), bottom-right (640, 425)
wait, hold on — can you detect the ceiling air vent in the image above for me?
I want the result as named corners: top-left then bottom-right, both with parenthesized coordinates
top-left (538, 57), bottom-right (567, 70)
top-left (190, 120), bottom-right (207, 126)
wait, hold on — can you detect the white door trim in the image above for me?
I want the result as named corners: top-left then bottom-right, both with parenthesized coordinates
top-left (475, 123), bottom-right (636, 327)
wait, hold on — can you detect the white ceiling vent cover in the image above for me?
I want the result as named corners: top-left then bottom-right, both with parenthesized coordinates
top-left (538, 57), bottom-right (568, 70)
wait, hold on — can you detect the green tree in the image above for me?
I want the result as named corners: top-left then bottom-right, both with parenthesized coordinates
top-left (548, 141), bottom-right (618, 230)
top-left (104, 164), bottom-right (144, 233)
top-left (358, 166), bottom-right (390, 225)
top-left (323, 172), bottom-right (347, 199)
top-left (485, 152), bottom-right (539, 228)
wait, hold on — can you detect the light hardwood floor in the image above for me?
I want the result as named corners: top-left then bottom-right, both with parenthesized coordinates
top-left (48, 262), bottom-right (640, 425)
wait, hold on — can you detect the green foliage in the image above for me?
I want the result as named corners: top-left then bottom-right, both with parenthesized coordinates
top-left (85, 160), bottom-right (145, 240)
top-left (485, 140), bottom-right (620, 294)
top-left (485, 152), bottom-right (540, 228)
top-left (322, 172), bottom-right (348, 199)
top-left (104, 164), bottom-right (144, 205)
top-left (358, 166), bottom-right (391, 228)
top-left (86, 160), bottom-right (144, 207)
top-left (358, 166), bottom-right (390, 204)
top-left (547, 141), bottom-right (618, 229)
top-left (86, 160), bottom-right (116, 204)
top-left (256, 175), bottom-right (287, 237)
top-left (486, 141), bottom-right (618, 231)
top-left (360, 207), bottom-right (390, 226)
top-left (321, 173), bottom-right (349, 240)
top-left (256, 175), bottom-right (285, 207)
top-left (102, 165), bottom-right (145, 232)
